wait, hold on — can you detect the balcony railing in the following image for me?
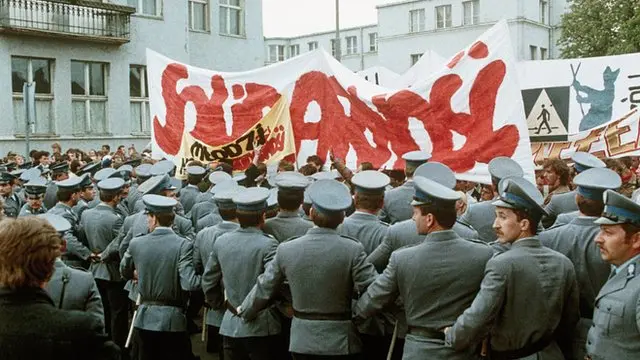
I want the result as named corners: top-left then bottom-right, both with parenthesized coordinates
top-left (0, 0), bottom-right (135, 44)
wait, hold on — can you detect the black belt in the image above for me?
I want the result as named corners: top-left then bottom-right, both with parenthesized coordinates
top-left (293, 310), bottom-right (352, 321)
top-left (141, 300), bottom-right (184, 308)
top-left (407, 326), bottom-right (445, 340)
top-left (490, 335), bottom-right (553, 360)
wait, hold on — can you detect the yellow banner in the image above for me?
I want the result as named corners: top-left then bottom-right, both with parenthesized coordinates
top-left (174, 94), bottom-right (296, 178)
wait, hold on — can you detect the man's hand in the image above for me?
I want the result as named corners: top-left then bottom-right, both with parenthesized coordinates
top-left (89, 253), bottom-right (101, 263)
top-left (252, 146), bottom-right (263, 166)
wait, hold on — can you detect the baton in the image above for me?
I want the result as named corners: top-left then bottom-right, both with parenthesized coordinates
top-left (125, 294), bottom-right (141, 349)
top-left (201, 307), bottom-right (208, 342)
top-left (386, 320), bottom-right (399, 360)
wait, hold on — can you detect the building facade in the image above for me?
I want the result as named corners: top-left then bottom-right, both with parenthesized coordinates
top-left (0, 0), bottom-right (264, 155)
top-left (265, 0), bottom-right (567, 75)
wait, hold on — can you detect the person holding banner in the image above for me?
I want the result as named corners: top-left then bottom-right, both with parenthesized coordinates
top-left (539, 167), bottom-right (621, 360)
top-left (444, 177), bottom-right (579, 359)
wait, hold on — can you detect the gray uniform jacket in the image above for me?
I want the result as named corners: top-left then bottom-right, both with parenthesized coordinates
top-left (543, 190), bottom-right (578, 228)
top-left (81, 204), bottom-right (124, 282)
top-left (194, 221), bottom-right (240, 327)
top-left (446, 237), bottom-right (580, 359)
top-left (45, 259), bottom-right (105, 332)
top-left (201, 227), bottom-right (281, 338)
top-left (127, 185), bottom-right (142, 214)
top-left (264, 210), bottom-right (314, 243)
top-left (179, 185), bottom-right (200, 214)
top-left (48, 203), bottom-right (92, 263)
top-left (195, 212), bottom-right (222, 233)
top-left (458, 200), bottom-right (497, 243)
top-left (239, 227), bottom-right (378, 355)
top-left (18, 203), bottom-right (47, 217)
top-left (195, 190), bottom-right (213, 204)
top-left (120, 227), bottom-right (201, 332)
top-left (43, 182), bottom-right (58, 210)
top-left (379, 180), bottom-right (414, 224)
top-left (337, 211), bottom-right (388, 255)
top-left (552, 211), bottom-right (579, 228)
top-left (2, 193), bottom-right (24, 218)
top-left (539, 216), bottom-right (610, 360)
top-left (188, 199), bottom-right (218, 228)
top-left (367, 219), bottom-right (479, 273)
top-left (586, 256), bottom-right (640, 360)
top-left (73, 199), bottom-right (89, 221)
top-left (355, 230), bottom-right (494, 360)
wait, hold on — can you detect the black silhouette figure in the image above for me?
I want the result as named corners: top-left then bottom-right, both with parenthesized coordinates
top-left (536, 104), bottom-right (552, 135)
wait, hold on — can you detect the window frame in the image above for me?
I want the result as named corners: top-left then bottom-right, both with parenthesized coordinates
top-left (189, 0), bottom-right (209, 32)
top-left (436, 5), bottom-right (453, 29)
top-left (369, 32), bottom-right (378, 52)
top-left (308, 41), bottom-right (318, 51)
top-left (268, 45), bottom-right (285, 62)
top-left (409, 9), bottom-right (426, 33)
top-left (129, 0), bottom-right (163, 18)
top-left (331, 38), bottom-right (340, 57)
top-left (289, 44), bottom-right (300, 58)
top-left (219, 0), bottom-right (244, 36)
top-left (539, 0), bottom-right (548, 24)
top-left (70, 60), bottom-right (109, 136)
top-left (129, 64), bottom-right (150, 135)
top-left (540, 47), bottom-right (548, 60)
top-left (530, 45), bottom-right (538, 60)
top-left (463, 0), bottom-right (479, 26)
top-left (410, 53), bottom-right (422, 66)
top-left (11, 56), bottom-right (55, 135)
top-left (346, 36), bottom-right (358, 55)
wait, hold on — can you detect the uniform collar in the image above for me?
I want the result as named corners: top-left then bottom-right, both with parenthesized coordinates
top-left (350, 211), bottom-right (379, 221)
top-left (54, 258), bottom-right (66, 268)
top-left (511, 236), bottom-right (542, 249)
top-left (614, 253), bottom-right (640, 275)
top-left (237, 227), bottom-right (263, 234)
top-left (306, 227), bottom-right (338, 236)
top-left (568, 216), bottom-right (598, 226)
top-left (187, 184), bottom-right (199, 189)
top-left (55, 202), bottom-right (72, 210)
top-left (277, 210), bottom-right (302, 219)
top-left (219, 221), bottom-right (239, 229)
top-left (151, 227), bottom-right (174, 235)
top-left (424, 229), bottom-right (457, 242)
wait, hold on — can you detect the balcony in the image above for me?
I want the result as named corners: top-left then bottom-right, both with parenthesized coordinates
top-left (0, 0), bottom-right (135, 45)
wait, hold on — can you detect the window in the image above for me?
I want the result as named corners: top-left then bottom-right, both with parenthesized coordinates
top-left (346, 36), bottom-right (358, 55)
top-left (127, 0), bottom-right (161, 16)
top-left (11, 57), bottom-right (54, 134)
top-left (409, 9), bottom-right (425, 32)
top-left (268, 45), bottom-right (285, 62)
top-left (436, 5), bottom-right (452, 29)
top-left (369, 32), bottom-right (378, 52)
top-left (308, 41), bottom-right (318, 51)
top-left (540, 48), bottom-right (548, 60)
top-left (540, 0), bottom-right (548, 24)
top-left (220, 0), bottom-right (243, 36)
top-left (189, 0), bottom-right (208, 31)
top-left (530, 45), bottom-right (538, 60)
top-left (331, 39), bottom-right (341, 57)
top-left (463, 1), bottom-right (479, 25)
top-left (71, 61), bottom-right (108, 135)
top-left (289, 45), bottom-right (300, 58)
top-left (130, 65), bottom-right (150, 134)
top-left (411, 53), bottom-right (422, 66)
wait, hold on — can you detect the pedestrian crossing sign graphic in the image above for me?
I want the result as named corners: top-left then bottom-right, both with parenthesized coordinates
top-left (522, 87), bottom-right (570, 142)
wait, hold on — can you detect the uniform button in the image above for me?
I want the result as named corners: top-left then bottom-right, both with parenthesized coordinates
top-left (588, 341), bottom-right (592, 345)
top-left (607, 306), bottom-right (611, 311)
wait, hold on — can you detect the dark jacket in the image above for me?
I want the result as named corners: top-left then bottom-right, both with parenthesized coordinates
top-left (0, 287), bottom-right (120, 360)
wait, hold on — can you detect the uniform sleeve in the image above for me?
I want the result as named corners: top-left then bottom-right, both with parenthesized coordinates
top-left (178, 240), bottom-right (201, 291)
top-left (101, 215), bottom-right (125, 261)
top-left (64, 231), bottom-right (92, 261)
top-left (636, 291), bottom-right (640, 332)
top-left (542, 200), bottom-right (558, 229)
top-left (263, 239), bottom-right (278, 267)
top-left (378, 202), bottom-right (390, 224)
top-left (446, 257), bottom-right (507, 351)
top-left (118, 228), bottom-right (135, 260)
top-left (179, 219), bottom-right (196, 242)
top-left (354, 250), bottom-right (399, 318)
top-left (239, 248), bottom-right (286, 321)
top-left (120, 242), bottom-right (135, 280)
top-left (367, 233), bottom-right (394, 273)
top-left (193, 232), bottom-right (205, 275)
top-left (202, 247), bottom-right (224, 309)
top-left (352, 243), bottom-right (378, 296)
top-left (84, 274), bottom-right (106, 333)
top-left (556, 265), bottom-right (580, 358)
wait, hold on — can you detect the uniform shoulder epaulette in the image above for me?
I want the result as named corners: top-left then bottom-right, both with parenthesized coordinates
top-left (466, 238), bottom-right (490, 247)
top-left (263, 232), bottom-right (277, 240)
top-left (339, 234), bottom-right (360, 243)
top-left (488, 240), bottom-right (509, 255)
top-left (69, 265), bottom-right (89, 272)
top-left (282, 235), bottom-right (303, 243)
top-left (456, 219), bottom-right (474, 229)
top-left (378, 220), bottom-right (390, 227)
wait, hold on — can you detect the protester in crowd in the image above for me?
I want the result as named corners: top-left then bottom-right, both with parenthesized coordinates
top-left (34, 150), bottom-right (52, 167)
top-left (101, 145), bottom-right (111, 155)
top-left (479, 184), bottom-right (494, 201)
top-left (608, 158), bottom-right (636, 197)
top-left (299, 163), bottom-right (317, 176)
top-left (357, 162), bottom-right (374, 172)
top-left (0, 217), bottom-right (119, 359)
top-left (51, 142), bottom-right (62, 157)
top-left (306, 155), bottom-right (324, 172)
top-left (278, 160), bottom-right (295, 172)
top-left (542, 159), bottom-right (571, 205)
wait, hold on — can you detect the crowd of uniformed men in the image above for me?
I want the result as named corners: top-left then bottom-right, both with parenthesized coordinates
top-left (0, 144), bottom-right (638, 360)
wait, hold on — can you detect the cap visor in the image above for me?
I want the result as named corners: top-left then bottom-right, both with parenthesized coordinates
top-left (411, 199), bottom-right (427, 206)
top-left (492, 199), bottom-right (516, 209)
top-left (594, 217), bottom-right (623, 225)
